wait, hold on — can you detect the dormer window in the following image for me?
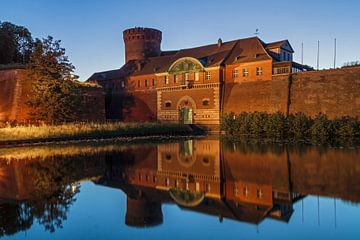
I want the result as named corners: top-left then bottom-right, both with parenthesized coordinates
top-left (232, 69), bottom-right (238, 78)
top-left (242, 68), bottom-right (249, 77)
top-left (256, 67), bottom-right (263, 76)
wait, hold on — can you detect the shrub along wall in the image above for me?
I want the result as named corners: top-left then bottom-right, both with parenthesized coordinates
top-left (221, 112), bottom-right (360, 142)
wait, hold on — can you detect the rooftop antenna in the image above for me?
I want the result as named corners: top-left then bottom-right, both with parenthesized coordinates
top-left (334, 38), bottom-right (337, 69)
top-left (254, 28), bottom-right (259, 36)
top-left (317, 40), bottom-right (320, 70)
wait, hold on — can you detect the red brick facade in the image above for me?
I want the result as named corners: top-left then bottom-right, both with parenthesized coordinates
top-left (85, 27), bottom-right (359, 124)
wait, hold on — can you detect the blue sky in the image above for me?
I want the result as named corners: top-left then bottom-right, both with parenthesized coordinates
top-left (1, 0), bottom-right (359, 80)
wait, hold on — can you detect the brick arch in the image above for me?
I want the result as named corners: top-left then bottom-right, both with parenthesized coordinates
top-left (176, 95), bottom-right (197, 110)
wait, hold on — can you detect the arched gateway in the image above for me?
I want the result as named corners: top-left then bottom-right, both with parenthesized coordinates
top-left (177, 96), bottom-right (196, 124)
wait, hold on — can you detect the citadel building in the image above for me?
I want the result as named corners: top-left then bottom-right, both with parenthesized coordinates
top-left (87, 27), bottom-right (312, 127)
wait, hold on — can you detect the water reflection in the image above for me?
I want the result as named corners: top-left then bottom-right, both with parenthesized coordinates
top-left (0, 139), bottom-right (360, 237)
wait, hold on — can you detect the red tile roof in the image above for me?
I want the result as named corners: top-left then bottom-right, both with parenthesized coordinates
top-left (87, 36), bottom-right (286, 81)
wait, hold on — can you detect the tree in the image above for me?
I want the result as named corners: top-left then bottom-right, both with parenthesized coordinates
top-left (27, 36), bottom-right (84, 123)
top-left (0, 21), bottom-right (33, 64)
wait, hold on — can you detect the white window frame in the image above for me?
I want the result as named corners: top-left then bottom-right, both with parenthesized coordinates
top-left (242, 68), bottom-right (249, 77)
top-left (256, 67), bottom-right (263, 76)
top-left (205, 71), bottom-right (211, 80)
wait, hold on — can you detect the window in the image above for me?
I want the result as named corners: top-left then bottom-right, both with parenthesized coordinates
top-left (121, 81), bottom-right (125, 88)
top-left (164, 75), bottom-right (169, 85)
top-left (256, 67), bottom-right (263, 76)
top-left (232, 69), bottom-right (238, 78)
top-left (165, 101), bottom-right (171, 108)
top-left (205, 183), bottom-right (211, 192)
top-left (165, 178), bottom-right (170, 187)
top-left (195, 72), bottom-right (199, 81)
top-left (184, 72), bottom-right (189, 81)
top-left (233, 185), bottom-right (239, 196)
top-left (137, 80), bottom-right (141, 88)
top-left (202, 99), bottom-right (210, 106)
top-left (257, 189), bottom-right (263, 198)
top-left (174, 75), bottom-right (178, 83)
top-left (242, 68), bottom-right (249, 77)
top-left (205, 71), bottom-right (211, 80)
top-left (152, 78), bottom-right (155, 86)
top-left (144, 79), bottom-right (148, 87)
top-left (243, 186), bottom-right (249, 197)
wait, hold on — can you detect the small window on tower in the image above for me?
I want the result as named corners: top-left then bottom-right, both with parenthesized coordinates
top-left (164, 75), bottom-right (169, 85)
top-left (152, 78), bottom-right (155, 86)
top-left (174, 75), bottom-right (178, 83)
top-left (144, 79), bottom-right (148, 87)
top-left (137, 80), bottom-right (141, 88)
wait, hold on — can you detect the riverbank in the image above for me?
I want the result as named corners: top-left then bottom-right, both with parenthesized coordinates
top-left (0, 122), bottom-right (203, 147)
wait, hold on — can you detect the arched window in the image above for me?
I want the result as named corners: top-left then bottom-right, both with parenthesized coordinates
top-left (165, 101), bottom-right (172, 108)
top-left (202, 99), bottom-right (210, 106)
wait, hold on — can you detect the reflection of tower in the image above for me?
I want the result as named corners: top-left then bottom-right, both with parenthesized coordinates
top-left (125, 196), bottom-right (163, 227)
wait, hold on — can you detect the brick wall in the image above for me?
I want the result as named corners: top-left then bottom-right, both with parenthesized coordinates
top-left (223, 77), bottom-right (289, 114)
top-left (223, 66), bottom-right (360, 119)
top-left (289, 67), bottom-right (360, 118)
top-left (122, 90), bottom-right (157, 122)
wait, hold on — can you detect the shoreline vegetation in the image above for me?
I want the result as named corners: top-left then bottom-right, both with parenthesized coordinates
top-left (0, 122), bottom-right (195, 146)
top-left (221, 112), bottom-right (360, 145)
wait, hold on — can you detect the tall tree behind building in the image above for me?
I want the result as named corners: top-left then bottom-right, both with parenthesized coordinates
top-left (0, 21), bottom-right (33, 64)
top-left (27, 36), bottom-right (84, 123)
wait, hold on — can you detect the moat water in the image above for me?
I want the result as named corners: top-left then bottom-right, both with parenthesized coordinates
top-left (0, 137), bottom-right (360, 239)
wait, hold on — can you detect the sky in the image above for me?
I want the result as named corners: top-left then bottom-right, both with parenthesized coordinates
top-left (1, 0), bottom-right (360, 80)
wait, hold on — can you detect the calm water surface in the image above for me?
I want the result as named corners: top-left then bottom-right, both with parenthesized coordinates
top-left (0, 138), bottom-right (359, 239)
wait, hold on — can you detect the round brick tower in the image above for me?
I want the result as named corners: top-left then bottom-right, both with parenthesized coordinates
top-left (125, 196), bottom-right (163, 227)
top-left (123, 27), bottom-right (162, 63)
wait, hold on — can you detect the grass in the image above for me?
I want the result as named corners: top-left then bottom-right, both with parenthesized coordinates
top-left (0, 122), bottom-right (192, 142)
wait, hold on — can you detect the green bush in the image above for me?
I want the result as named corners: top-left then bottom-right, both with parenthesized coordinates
top-left (288, 112), bottom-right (311, 139)
top-left (221, 111), bottom-right (360, 142)
top-left (264, 112), bottom-right (288, 139)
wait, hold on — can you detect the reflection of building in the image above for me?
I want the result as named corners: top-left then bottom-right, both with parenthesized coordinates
top-left (2, 139), bottom-right (360, 230)
top-left (97, 139), bottom-right (304, 226)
